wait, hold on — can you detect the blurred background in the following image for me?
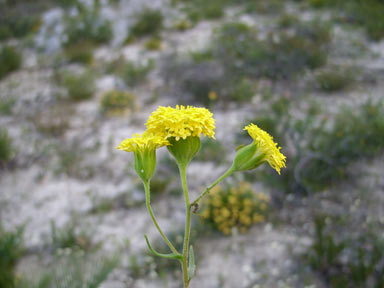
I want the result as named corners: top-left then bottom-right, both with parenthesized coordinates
top-left (1, 0), bottom-right (384, 287)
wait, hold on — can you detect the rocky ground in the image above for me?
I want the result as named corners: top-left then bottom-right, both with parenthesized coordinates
top-left (1, 0), bottom-right (384, 287)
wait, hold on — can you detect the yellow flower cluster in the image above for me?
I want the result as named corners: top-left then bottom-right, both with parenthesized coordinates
top-left (244, 123), bottom-right (286, 174)
top-left (146, 105), bottom-right (216, 140)
top-left (200, 182), bottom-right (269, 235)
top-left (117, 105), bottom-right (215, 154)
top-left (116, 132), bottom-right (169, 153)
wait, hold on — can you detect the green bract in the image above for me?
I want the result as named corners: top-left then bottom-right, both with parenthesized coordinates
top-left (231, 143), bottom-right (265, 172)
top-left (167, 137), bottom-right (201, 167)
top-left (134, 149), bottom-right (157, 183)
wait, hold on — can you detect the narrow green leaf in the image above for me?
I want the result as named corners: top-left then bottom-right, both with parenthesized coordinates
top-left (144, 235), bottom-right (183, 260)
top-left (187, 245), bottom-right (196, 281)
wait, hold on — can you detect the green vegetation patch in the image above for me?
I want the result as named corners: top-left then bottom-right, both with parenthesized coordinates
top-left (0, 46), bottom-right (22, 80)
top-left (61, 70), bottom-right (95, 101)
top-left (63, 4), bottom-right (113, 47)
top-left (19, 252), bottom-right (119, 288)
top-left (307, 0), bottom-right (384, 40)
top-left (108, 58), bottom-right (154, 87)
top-left (214, 20), bottom-right (331, 80)
top-left (0, 98), bottom-right (16, 115)
top-left (0, 225), bottom-right (24, 288)
top-left (64, 41), bottom-right (94, 65)
top-left (100, 90), bottom-right (136, 115)
top-left (0, 1), bottom-right (42, 41)
top-left (315, 66), bottom-right (356, 93)
top-left (305, 215), bottom-right (384, 287)
top-left (50, 221), bottom-right (96, 252)
top-left (0, 129), bottom-right (14, 164)
top-left (129, 8), bottom-right (164, 38)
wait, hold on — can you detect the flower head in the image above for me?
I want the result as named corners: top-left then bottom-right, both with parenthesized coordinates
top-left (116, 132), bottom-right (169, 182)
top-left (145, 105), bottom-right (215, 140)
top-left (116, 132), bottom-right (169, 153)
top-left (243, 123), bottom-right (286, 174)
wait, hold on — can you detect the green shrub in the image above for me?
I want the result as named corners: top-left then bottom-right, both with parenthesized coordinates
top-left (57, 0), bottom-right (79, 8)
top-left (227, 78), bottom-right (255, 102)
top-left (315, 66), bottom-right (355, 92)
top-left (108, 59), bottom-right (154, 87)
top-left (0, 129), bottom-right (13, 164)
top-left (174, 19), bottom-right (193, 31)
top-left (0, 225), bottom-right (24, 288)
top-left (181, 0), bottom-right (225, 22)
top-left (100, 90), bottom-right (136, 115)
top-left (306, 215), bottom-right (384, 287)
top-left (0, 46), bottom-right (22, 80)
top-left (200, 182), bottom-right (269, 235)
top-left (308, 0), bottom-right (384, 40)
top-left (278, 13), bottom-right (300, 28)
top-left (50, 221), bottom-right (94, 252)
top-left (162, 59), bottom-right (224, 104)
top-left (214, 20), bottom-right (331, 80)
top-left (189, 49), bottom-right (214, 63)
top-left (0, 7), bottom-right (41, 41)
top-left (144, 37), bottom-right (162, 50)
top-left (244, 0), bottom-right (284, 14)
top-left (89, 197), bottom-right (115, 215)
top-left (301, 100), bottom-right (384, 190)
top-left (20, 252), bottom-right (119, 288)
top-left (129, 9), bottom-right (164, 38)
top-left (64, 41), bottom-right (94, 64)
top-left (0, 98), bottom-right (15, 115)
top-left (62, 71), bottom-right (95, 101)
top-left (63, 5), bottom-right (113, 47)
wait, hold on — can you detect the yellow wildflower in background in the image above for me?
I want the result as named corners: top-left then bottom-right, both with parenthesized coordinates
top-left (243, 123), bottom-right (286, 174)
top-left (145, 105), bottom-right (216, 140)
top-left (200, 182), bottom-right (269, 235)
top-left (208, 91), bottom-right (217, 101)
top-left (116, 132), bottom-right (169, 153)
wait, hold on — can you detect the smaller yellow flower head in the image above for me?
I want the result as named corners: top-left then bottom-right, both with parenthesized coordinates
top-left (244, 123), bottom-right (286, 174)
top-left (117, 132), bottom-right (169, 182)
top-left (145, 105), bottom-right (215, 140)
top-left (116, 132), bottom-right (169, 153)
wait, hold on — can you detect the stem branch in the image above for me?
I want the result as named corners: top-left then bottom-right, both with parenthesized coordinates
top-left (190, 167), bottom-right (234, 210)
top-left (144, 181), bottom-right (179, 255)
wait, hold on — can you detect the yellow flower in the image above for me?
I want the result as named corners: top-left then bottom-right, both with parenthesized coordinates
top-left (145, 105), bottom-right (215, 140)
top-left (116, 132), bottom-right (169, 153)
top-left (252, 214), bottom-right (265, 223)
top-left (208, 91), bottom-right (217, 101)
top-left (220, 208), bottom-right (231, 218)
top-left (256, 192), bottom-right (270, 202)
top-left (116, 132), bottom-right (169, 182)
top-left (242, 123), bottom-right (286, 174)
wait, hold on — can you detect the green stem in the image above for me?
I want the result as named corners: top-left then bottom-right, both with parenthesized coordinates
top-left (190, 166), bottom-right (235, 210)
top-left (179, 164), bottom-right (191, 288)
top-left (144, 181), bottom-right (179, 255)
